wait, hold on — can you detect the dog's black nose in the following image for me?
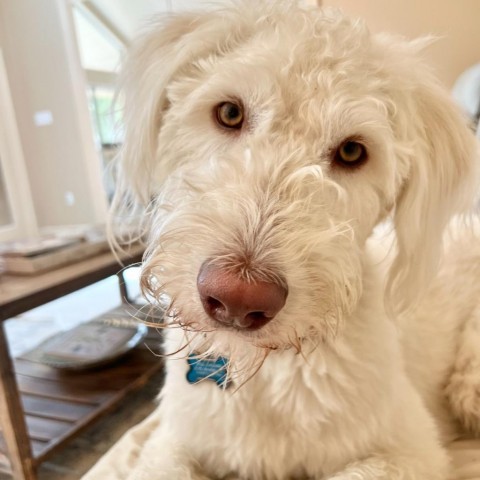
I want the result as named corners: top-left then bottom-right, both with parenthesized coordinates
top-left (197, 262), bottom-right (287, 331)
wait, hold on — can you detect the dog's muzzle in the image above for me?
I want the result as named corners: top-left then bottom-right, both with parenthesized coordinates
top-left (197, 262), bottom-right (288, 331)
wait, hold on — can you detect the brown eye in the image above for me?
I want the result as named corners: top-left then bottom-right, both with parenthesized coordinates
top-left (215, 101), bottom-right (244, 129)
top-left (334, 140), bottom-right (367, 167)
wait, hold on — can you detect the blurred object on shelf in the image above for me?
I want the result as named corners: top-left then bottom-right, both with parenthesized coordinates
top-left (21, 302), bottom-right (164, 370)
top-left (0, 224), bottom-right (110, 274)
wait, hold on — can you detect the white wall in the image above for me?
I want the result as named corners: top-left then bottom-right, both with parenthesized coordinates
top-left (0, 0), bottom-right (108, 229)
top-left (326, 0), bottom-right (480, 88)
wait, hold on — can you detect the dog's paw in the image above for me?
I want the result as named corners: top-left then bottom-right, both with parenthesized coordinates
top-left (445, 309), bottom-right (480, 435)
top-left (130, 466), bottom-right (212, 480)
top-left (446, 367), bottom-right (480, 435)
top-left (323, 454), bottom-right (448, 480)
top-left (323, 460), bottom-right (387, 479)
top-left (128, 453), bottom-right (213, 480)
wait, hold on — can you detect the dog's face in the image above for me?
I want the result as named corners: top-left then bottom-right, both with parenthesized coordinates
top-left (116, 2), bottom-right (477, 365)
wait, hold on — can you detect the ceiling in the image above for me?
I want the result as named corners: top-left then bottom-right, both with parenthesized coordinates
top-left (73, 0), bottom-right (219, 73)
top-left (85, 0), bottom-right (217, 42)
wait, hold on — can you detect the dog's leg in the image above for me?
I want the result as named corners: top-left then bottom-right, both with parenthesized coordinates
top-left (324, 453), bottom-right (447, 480)
top-left (125, 435), bottom-right (211, 480)
top-left (322, 404), bottom-right (449, 480)
top-left (445, 303), bottom-right (480, 435)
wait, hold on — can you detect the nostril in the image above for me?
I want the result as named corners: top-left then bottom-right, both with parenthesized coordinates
top-left (200, 295), bottom-right (230, 326)
top-left (205, 296), bottom-right (224, 315)
top-left (247, 311), bottom-right (269, 322)
top-left (241, 311), bottom-right (271, 330)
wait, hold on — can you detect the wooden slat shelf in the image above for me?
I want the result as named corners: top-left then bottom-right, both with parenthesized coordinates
top-left (0, 339), bottom-right (163, 469)
top-left (0, 247), bottom-right (164, 479)
top-left (22, 395), bottom-right (96, 422)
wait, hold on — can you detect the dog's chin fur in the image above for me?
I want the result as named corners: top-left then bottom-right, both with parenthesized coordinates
top-left (110, 1), bottom-right (480, 479)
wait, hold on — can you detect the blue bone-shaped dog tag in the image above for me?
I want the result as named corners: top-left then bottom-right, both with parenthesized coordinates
top-left (186, 354), bottom-right (231, 388)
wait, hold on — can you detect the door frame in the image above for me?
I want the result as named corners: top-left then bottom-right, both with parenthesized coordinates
top-left (0, 49), bottom-right (38, 242)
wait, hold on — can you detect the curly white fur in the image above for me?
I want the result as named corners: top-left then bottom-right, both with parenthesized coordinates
top-left (110, 1), bottom-right (480, 479)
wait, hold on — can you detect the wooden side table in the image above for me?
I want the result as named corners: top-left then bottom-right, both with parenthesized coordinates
top-left (0, 246), bottom-right (161, 480)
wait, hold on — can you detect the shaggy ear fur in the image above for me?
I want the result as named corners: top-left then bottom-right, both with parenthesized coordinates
top-left (118, 13), bottom-right (219, 206)
top-left (385, 44), bottom-right (479, 312)
top-left (109, 13), bottom-right (206, 242)
top-left (116, 7), bottom-right (261, 207)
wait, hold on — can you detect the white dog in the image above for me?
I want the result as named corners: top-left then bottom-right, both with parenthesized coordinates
top-left (112, 1), bottom-right (480, 478)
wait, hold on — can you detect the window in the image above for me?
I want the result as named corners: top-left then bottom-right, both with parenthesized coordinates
top-left (72, 4), bottom-right (126, 200)
top-left (72, 6), bottom-right (123, 73)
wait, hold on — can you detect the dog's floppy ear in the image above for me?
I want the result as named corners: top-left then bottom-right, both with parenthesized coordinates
top-left (109, 14), bottom-right (206, 242)
top-left (118, 13), bottom-right (215, 205)
top-left (386, 44), bottom-right (479, 311)
top-left (116, 9), bottom-right (255, 206)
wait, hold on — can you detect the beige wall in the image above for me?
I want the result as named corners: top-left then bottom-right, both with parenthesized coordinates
top-left (0, 0), bottom-right (107, 228)
top-left (326, 0), bottom-right (480, 88)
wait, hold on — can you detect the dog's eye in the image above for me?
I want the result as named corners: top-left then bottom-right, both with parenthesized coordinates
top-left (215, 102), bottom-right (244, 129)
top-left (334, 140), bottom-right (367, 167)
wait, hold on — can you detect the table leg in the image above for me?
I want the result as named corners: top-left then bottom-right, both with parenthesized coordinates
top-left (0, 322), bottom-right (35, 479)
top-left (117, 269), bottom-right (131, 304)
